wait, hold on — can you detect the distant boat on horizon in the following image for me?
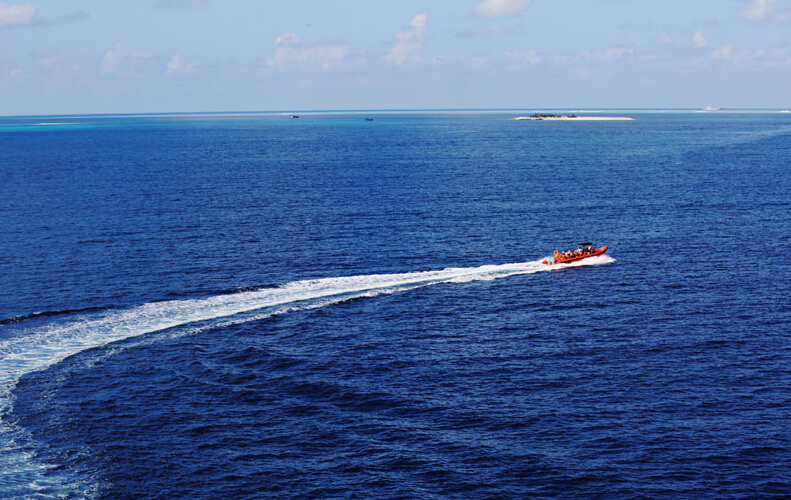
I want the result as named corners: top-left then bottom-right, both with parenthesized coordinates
top-left (702, 106), bottom-right (722, 111)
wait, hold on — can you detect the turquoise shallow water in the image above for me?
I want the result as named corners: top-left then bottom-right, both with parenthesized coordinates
top-left (1, 111), bottom-right (790, 499)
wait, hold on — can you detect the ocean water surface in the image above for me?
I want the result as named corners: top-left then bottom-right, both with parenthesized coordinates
top-left (1, 111), bottom-right (790, 498)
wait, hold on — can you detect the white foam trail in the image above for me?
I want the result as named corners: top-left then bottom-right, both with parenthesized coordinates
top-left (0, 256), bottom-right (613, 497)
top-left (552, 254), bottom-right (614, 269)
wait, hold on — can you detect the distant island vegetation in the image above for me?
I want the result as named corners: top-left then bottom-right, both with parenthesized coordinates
top-left (515, 113), bottom-right (634, 121)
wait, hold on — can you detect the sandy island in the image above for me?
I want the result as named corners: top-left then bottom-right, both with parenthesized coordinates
top-left (515, 115), bottom-right (634, 121)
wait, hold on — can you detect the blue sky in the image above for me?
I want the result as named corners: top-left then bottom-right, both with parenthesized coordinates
top-left (1, 0), bottom-right (790, 114)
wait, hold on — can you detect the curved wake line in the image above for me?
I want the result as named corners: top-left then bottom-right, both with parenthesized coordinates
top-left (0, 255), bottom-right (613, 497)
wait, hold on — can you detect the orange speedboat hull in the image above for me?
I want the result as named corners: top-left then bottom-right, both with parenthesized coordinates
top-left (542, 245), bottom-right (608, 265)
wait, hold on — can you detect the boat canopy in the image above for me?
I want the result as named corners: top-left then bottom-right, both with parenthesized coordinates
top-left (578, 242), bottom-right (593, 247)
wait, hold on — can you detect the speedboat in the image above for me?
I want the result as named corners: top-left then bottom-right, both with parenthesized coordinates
top-left (542, 243), bottom-right (608, 265)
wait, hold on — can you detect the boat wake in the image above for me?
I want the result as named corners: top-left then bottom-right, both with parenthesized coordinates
top-left (0, 255), bottom-right (613, 497)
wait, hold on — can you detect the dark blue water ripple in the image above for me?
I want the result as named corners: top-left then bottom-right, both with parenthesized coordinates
top-left (3, 112), bottom-right (791, 499)
top-left (12, 277), bottom-right (791, 498)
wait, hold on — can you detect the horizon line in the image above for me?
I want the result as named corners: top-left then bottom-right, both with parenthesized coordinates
top-left (3, 107), bottom-right (791, 119)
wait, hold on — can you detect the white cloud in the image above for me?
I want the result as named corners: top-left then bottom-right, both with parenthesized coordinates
top-left (522, 48), bottom-right (541, 64)
top-left (693, 31), bottom-right (707, 47)
top-left (167, 54), bottom-right (198, 76)
top-left (100, 48), bottom-right (122, 76)
top-left (167, 54), bottom-right (182, 71)
top-left (268, 33), bottom-right (348, 70)
top-left (605, 46), bottom-right (628, 59)
top-left (470, 56), bottom-right (487, 69)
top-left (707, 45), bottom-right (780, 67)
top-left (275, 32), bottom-right (299, 46)
top-left (507, 48), bottom-right (541, 66)
top-left (6, 68), bottom-right (23, 81)
top-left (553, 54), bottom-right (572, 64)
top-left (712, 45), bottom-right (734, 59)
top-left (411, 14), bottom-right (427, 37)
top-left (547, 46), bottom-right (634, 65)
top-left (658, 32), bottom-right (674, 45)
top-left (100, 44), bottom-right (154, 77)
top-left (741, 0), bottom-right (776, 20)
top-left (37, 55), bottom-right (58, 68)
top-left (390, 14), bottom-right (427, 66)
top-left (475, 0), bottom-right (531, 18)
top-left (0, 2), bottom-right (36, 27)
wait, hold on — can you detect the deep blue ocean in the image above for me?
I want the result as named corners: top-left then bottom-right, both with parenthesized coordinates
top-left (1, 110), bottom-right (790, 499)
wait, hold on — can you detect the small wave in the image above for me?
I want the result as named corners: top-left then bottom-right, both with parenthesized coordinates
top-left (0, 306), bottom-right (113, 326)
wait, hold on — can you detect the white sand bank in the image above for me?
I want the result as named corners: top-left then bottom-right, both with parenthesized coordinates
top-left (514, 116), bottom-right (634, 121)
